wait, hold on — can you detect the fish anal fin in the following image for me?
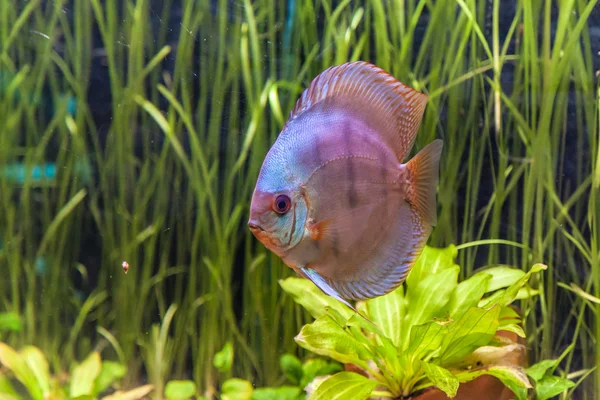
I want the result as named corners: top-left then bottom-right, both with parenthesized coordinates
top-left (323, 204), bottom-right (430, 302)
top-left (406, 139), bottom-right (443, 226)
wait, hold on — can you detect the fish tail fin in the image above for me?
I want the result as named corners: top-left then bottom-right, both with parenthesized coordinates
top-left (406, 139), bottom-right (443, 226)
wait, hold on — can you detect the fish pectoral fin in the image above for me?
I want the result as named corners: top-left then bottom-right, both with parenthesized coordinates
top-left (300, 266), bottom-right (356, 312)
top-left (309, 200), bottom-right (381, 253)
top-left (307, 218), bottom-right (332, 241)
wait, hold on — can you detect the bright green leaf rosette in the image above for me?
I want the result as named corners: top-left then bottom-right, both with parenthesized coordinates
top-left (280, 245), bottom-right (572, 400)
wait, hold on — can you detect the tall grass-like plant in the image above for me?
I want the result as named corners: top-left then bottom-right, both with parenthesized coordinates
top-left (0, 0), bottom-right (93, 371)
top-left (0, 0), bottom-right (598, 398)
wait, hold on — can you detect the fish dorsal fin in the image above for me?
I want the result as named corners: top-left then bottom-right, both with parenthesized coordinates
top-left (285, 61), bottom-right (429, 162)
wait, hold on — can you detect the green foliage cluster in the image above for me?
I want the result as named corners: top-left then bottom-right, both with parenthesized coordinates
top-left (2, 246), bottom-right (575, 399)
top-left (281, 246), bottom-right (574, 399)
top-left (0, 342), bottom-right (149, 400)
top-left (0, 334), bottom-right (340, 400)
top-left (0, 0), bottom-right (598, 398)
top-left (214, 354), bottom-right (342, 400)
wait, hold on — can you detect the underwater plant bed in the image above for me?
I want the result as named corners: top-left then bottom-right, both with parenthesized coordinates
top-left (284, 246), bottom-right (575, 400)
top-left (341, 326), bottom-right (526, 400)
top-left (0, 246), bottom-right (578, 400)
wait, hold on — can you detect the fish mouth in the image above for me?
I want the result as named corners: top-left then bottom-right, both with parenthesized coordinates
top-left (248, 220), bottom-right (265, 233)
top-left (248, 219), bottom-right (289, 257)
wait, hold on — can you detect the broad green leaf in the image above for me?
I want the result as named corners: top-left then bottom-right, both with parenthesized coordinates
top-left (345, 325), bottom-right (375, 357)
top-left (460, 343), bottom-right (525, 368)
top-left (345, 311), bottom-right (379, 336)
top-left (455, 365), bottom-right (531, 400)
top-left (345, 316), bottom-right (375, 349)
top-left (0, 392), bottom-right (22, 400)
top-left (221, 379), bottom-right (253, 400)
top-left (305, 376), bottom-right (331, 398)
top-left (71, 395), bottom-right (94, 400)
top-left (373, 342), bottom-right (403, 380)
top-left (356, 300), bottom-right (368, 316)
top-left (406, 245), bottom-right (458, 290)
top-left (0, 313), bottom-right (22, 333)
top-left (309, 372), bottom-right (377, 400)
top-left (498, 307), bottom-right (525, 337)
top-left (280, 278), bottom-right (352, 324)
top-left (515, 285), bottom-right (540, 300)
top-left (499, 306), bottom-right (521, 321)
top-left (70, 352), bottom-right (102, 398)
top-left (0, 342), bottom-right (43, 400)
top-left (49, 383), bottom-right (67, 400)
top-left (439, 305), bottom-right (501, 366)
top-left (295, 316), bottom-right (371, 366)
top-left (0, 375), bottom-right (20, 400)
top-left (404, 266), bottom-right (459, 333)
top-left (93, 361), bottom-right (127, 396)
top-left (535, 375), bottom-right (575, 400)
top-left (479, 286), bottom-right (539, 308)
top-left (526, 359), bottom-right (558, 381)
top-left (406, 321), bottom-right (447, 359)
top-left (20, 346), bottom-right (51, 398)
top-left (165, 380), bottom-right (197, 399)
top-left (345, 313), bottom-right (399, 365)
top-left (366, 285), bottom-right (404, 346)
top-left (300, 358), bottom-right (343, 389)
top-left (213, 342), bottom-right (234, 373)
top-left (102, 384), bottom-right (154, 400)
top-left (280, 353), bottom-right (303, 385)
top-left (251, 386), bottom-right (302, 400)
top-left (481, 264), bottom-right (547, 308)
top-left (478, 290), bottom-right (504, 308)
top-left (473, 266), bottom-right (525, 293)
top-left (498, 323), bottom-right (526, 338)
top-left (448, 273), bottom-right (491, 320)
top-left (421, 362), bottom-right (459, 397)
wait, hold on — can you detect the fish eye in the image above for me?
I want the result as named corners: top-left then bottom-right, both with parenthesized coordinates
top-left (273, 194), bottom-right (291, 214)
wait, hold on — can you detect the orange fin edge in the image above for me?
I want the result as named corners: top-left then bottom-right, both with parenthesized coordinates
top-left (307, 219), bottom-right (331, 241)
top-left (406, 139), bottom-right (443, 226)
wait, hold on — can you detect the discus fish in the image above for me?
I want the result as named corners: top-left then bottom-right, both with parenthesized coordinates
top-left (248, 61), bottom-right (443, 310)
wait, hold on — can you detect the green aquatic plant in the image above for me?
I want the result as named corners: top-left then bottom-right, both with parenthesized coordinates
top-left (0, 0), bottom-right (92, 369)
top-left (208, 342), bottom-right (342, 400)
top-left (0, 336), bottom-right (310, 400)
top-left (280, 246), bottom-right (573, 399)
top-left (211, 352), bottom-right (341, 400)
top-left (0, 313), bottom-right (21, 335)
top-left (0, 342), bottom-right (153, 400)
top-left (1, 0), bottom-right (599, 397)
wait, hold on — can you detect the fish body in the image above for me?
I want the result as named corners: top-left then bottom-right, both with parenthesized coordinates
top-left (248, 61), bottom-right (442, 306)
